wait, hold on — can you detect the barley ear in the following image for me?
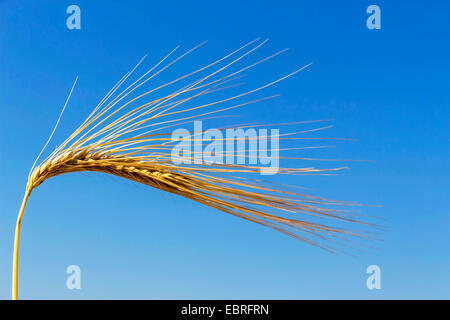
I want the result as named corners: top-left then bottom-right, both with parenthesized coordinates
top-left (11, 41), bottom-right (375, 299)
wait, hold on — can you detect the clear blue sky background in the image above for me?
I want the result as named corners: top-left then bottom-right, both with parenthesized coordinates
top-left (0, 0), bottom-right (449, 299)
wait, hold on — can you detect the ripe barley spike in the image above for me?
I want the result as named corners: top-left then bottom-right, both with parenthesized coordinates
top-left (12, 39), bottom-right (375, 299)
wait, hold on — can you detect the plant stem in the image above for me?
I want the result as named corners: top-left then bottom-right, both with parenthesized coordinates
top-left (12, 190), bottom-right (31, 300)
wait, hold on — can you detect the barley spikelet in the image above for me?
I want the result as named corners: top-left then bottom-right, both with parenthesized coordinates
top-left (13, 39), bottom-right (375, 299)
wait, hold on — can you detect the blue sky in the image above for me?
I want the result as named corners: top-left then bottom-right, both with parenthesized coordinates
top-left (0, 0), bottom-right (449, 299)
